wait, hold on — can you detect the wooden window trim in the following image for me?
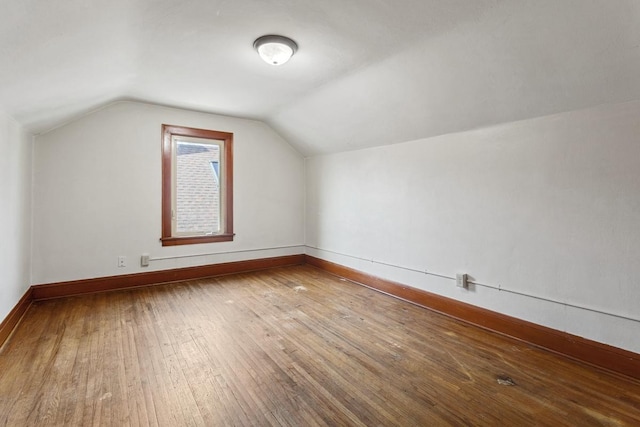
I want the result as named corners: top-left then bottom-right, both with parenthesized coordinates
top-left (161, 124), bottom-right (234, 246)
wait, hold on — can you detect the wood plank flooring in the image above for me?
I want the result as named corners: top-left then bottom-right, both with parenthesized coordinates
top-left (1, 265), bottom-right (639, 426)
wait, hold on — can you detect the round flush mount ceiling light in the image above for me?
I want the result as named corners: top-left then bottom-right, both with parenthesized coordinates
top-left (253, 35), bottom-right (298, 66)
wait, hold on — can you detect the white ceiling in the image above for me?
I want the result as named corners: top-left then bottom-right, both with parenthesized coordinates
top-left (2, 0), bottom-right (640, 155)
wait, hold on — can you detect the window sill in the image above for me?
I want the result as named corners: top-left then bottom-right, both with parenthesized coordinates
top-left (160, 234), bottom-right (235, 246)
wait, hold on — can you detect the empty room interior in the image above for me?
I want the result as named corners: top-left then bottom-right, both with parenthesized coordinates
top-left (1, 1), bottom-right (640, 425)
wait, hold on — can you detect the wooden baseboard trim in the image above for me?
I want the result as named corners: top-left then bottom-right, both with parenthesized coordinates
top-left (305, 255), bottom-right (640, 381)
top-left (0, 288), bottom-right (33, 350)
top-left (18, 253), bottom-right (640, 380)
top-left (32, 254), bottom-right (305, 300)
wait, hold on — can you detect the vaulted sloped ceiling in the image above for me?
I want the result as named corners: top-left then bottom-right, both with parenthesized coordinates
top-left (2, 1), bottom-right (639, 155)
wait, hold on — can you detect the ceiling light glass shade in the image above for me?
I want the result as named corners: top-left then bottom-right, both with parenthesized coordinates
top-left (253, 35), bottom-right (298, 65)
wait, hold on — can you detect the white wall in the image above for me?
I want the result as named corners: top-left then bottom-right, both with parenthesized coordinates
top-left (32, 101), bottom-right (304, 284)
top-left (306, 100), bottom-right (640, 354)
top-left (0, 111), bottom-right (32, 321)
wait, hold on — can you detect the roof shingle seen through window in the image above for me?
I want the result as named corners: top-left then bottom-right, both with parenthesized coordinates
top-left (176, 143), bottom-right (220, 234)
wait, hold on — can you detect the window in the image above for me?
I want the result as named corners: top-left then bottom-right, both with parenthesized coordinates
top-left (161, 124), bottom-right (233, 246)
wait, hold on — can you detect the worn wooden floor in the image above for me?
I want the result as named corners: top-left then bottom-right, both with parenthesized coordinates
top-left (1, 265), bottom-right (639, 426)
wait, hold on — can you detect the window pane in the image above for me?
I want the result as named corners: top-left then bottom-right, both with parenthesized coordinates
top-left (175, 140), bottom-right (221, 235)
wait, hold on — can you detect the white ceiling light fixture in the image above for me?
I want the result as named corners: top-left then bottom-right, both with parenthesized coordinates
top-left (253, 35), bottom-right (298, 66)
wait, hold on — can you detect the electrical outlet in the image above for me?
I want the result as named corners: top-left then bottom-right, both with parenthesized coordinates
top-left (141, 254), bottom-right (150, 267)
top-left (118, 256), bottom-right (126, 268)
top-left (456, 273), bottom-right (468, 289)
